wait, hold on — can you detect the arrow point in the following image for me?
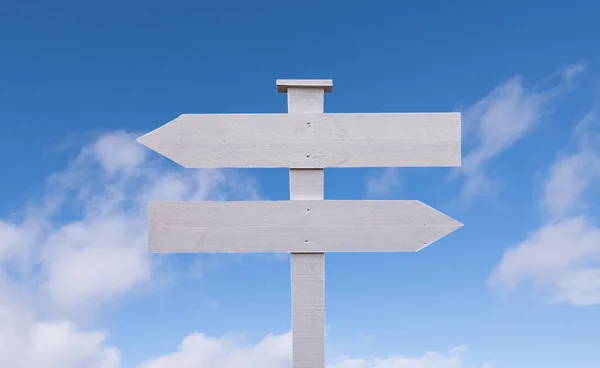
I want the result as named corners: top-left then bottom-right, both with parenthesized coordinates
top-left (136, 134), bottom-right (146, 145)
top-left (447, 217), bottom-right (464, 230)
top-left (135, 117), bottom-right (189, 166)
top-left (412, 201), bottom-right (463, 252)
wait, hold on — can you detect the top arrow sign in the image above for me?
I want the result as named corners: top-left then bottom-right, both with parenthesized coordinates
top-left (137, 112), bottom-right (461, 169)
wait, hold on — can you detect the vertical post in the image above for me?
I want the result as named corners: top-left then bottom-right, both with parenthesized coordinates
top-left (277, 79), bottom-right (332, 368)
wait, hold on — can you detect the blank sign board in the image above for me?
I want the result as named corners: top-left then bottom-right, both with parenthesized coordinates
top-left (137, 113), bottom-right (461, 168)
top-left (148, 200), bottom-right (463, 253)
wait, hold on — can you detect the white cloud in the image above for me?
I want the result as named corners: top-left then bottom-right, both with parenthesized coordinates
top-left (44, 132), bottom-right (256, 313)
top-left (139, 331), bottom-right (489, 368)
top-left (489, 108), bottom-right (600, 306)
top-left (0, 130), bottom-right (260, 367)
top-left (0, 220), bottom-right (34, 263)
top-left (87, 130), bottom-right (148, 174)
top-left (365, 168), bottom-right (400, 198)
top-left (329, 352), bottom-right (463, 368)
top-left (455, 63), bottom-right (585, 202)
top-left (139, 332), bottom-right (291, 368)
top-left (543, 107), bottom-right (600, 221)
top-left (490, 216), bottom-right (600, 305)
top-left (0, 278), bottom-right (120, 368)
top-left (19, 321), bottom-right (120, 368)
top-left (542, 148), bottom-right (599, 220)
top-left (42, 215), bottom-right (150, 311)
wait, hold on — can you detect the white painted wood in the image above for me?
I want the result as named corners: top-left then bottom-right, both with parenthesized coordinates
top-left (291, 253), bottom-right (325, 368)
top-left (287, 84), bottom-right (326, 368)
top-left (147, 200), bottom-right (463, 253)
top-left (277, 79), bottom-right (333, 93)
top-left (287, 88), bottom-right (325, 115)
top-left (136, 112), bottom-right (461, 168)
top-left (289, 169), bottom-right (324, 200)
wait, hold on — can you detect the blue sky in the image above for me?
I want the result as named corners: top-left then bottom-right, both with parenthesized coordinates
top-left (1, 1), bottom-right (600, 367)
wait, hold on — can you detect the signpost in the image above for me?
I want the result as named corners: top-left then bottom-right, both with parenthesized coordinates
top-left (138, 79), bottom-right (462, 368)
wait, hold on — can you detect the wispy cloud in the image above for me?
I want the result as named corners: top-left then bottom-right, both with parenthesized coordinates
top-left (364, 64), bottom-right (586, 204)
top-left (365, 168), bottom-right (400, 198)
top-left (139, 330), bottom-right (489, 368)
top-left (489, 105), bottom-right (600, 306)
top-left (453, 63), bottom-right (586, 204)
top-left (0, 131), bottom-right (260, 367)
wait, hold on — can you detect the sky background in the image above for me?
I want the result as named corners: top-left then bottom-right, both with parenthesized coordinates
top-left (1, 1), bottom-right (600, 367)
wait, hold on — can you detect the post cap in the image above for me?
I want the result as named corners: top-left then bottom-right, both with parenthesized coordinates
top-left (276, 79), bottom-right (333, 93)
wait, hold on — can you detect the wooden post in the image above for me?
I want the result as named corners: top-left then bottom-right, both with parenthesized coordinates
top-left (278, 80), bottom-right (331, 368)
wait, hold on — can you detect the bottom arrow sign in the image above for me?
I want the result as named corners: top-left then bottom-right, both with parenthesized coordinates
top-left (147, 200), bottom-right (462, 253)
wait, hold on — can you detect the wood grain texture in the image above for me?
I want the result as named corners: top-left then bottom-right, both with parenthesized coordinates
top-left (291, 253), bottom-right (325, 368)
top-left (287, 88), bottom-right (325, 115)
top-left (287, 85), bottom-right (326, 368)
top-left (147, 200), bottom-right (463, 253)
top-left (289, 169), bottom-right (324, 200)
top-left (136, 112), bottom-right (461, 168)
